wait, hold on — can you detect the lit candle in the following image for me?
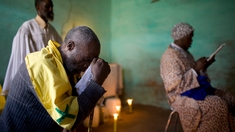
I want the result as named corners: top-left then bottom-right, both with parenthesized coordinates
top-left (127, 99), bottom-right (133, 113)
top-left (116, 106), bottom-right (121, 113)
top-left (113, 113), bottom-right (118, 132)
top-left (116, 106), bottom-right (121, 119)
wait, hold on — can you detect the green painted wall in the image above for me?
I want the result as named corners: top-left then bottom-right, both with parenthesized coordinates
top-left (110, 0), bottom-right (235, 108)
top-left (0, 0), bottom-right (235, 109)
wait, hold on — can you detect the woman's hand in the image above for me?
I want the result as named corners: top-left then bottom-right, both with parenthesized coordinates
top-left (194, 56), bottom-right (215, 73)
top-left (205, 55), bottom-right (216, 70)
top-left (194, 57), bottom-right (207, 73)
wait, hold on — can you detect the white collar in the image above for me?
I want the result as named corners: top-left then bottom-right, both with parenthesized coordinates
top-left (35, 15), bottom-right (48, 29)
top-left (170, 42), bottom-right (189, 57)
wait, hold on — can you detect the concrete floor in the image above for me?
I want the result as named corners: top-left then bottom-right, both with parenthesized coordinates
top-left (0, 101), bottom-right (183, 132)
top-left (75, 104), bottom-right (183, 132)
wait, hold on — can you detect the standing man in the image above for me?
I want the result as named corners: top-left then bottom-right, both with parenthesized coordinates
top-left (1, 0), bottom-right (62, 95)
top-left (0, 26), bottom-right (110, 131)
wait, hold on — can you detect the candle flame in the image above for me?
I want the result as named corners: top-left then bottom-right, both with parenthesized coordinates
top-left (127, 99), bottom-right (133, 105)
top-left (116, 106), bottom-right (121, 112)
top-left (113, 113), bottom-right (119, 120)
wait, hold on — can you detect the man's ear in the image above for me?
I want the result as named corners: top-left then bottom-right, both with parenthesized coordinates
top-left (67, 41), bottom-right (75, 51)
top-left (36, 3), bottom-right (42, 15)
top-left (36, 4), bottom-right (40, 12)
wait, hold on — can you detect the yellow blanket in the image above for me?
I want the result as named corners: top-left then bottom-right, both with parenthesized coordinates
top-left (0, 85), bottom-right (6, 113)
top-left (25, 40), bottom-right (78, 130)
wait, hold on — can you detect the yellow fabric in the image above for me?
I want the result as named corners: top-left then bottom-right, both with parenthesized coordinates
top-left (25, 40), bottom-right (78, 130)
top-left (0, 84), bottom-right (6, 113)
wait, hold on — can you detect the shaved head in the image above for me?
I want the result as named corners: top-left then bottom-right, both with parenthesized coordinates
top-left (64, 26), bottom-right (100, 47)
top-left (60, 26), bottom-right (101, 75)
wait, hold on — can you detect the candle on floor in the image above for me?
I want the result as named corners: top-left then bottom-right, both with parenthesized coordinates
top-left (116, 106), bottom-right (121, 114)
top-left (127, 99), bottom-right (133, 113)
top-left (113, 113), bottom-right (118, 132)
top-left (116, 106), bottom-right (121, 119)
top-left (105, 97), bottom-right (121, 116)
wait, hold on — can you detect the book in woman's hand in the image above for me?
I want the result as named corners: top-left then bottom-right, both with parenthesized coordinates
top-left (207, 43), bottom-right (226, 61)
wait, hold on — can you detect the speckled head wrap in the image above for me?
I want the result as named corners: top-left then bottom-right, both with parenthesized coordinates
top-left (171, 22), bottom-right (194, 40)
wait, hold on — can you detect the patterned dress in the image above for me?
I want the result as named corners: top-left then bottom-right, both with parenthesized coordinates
top-left (160, 43), bottom-right (235, 132)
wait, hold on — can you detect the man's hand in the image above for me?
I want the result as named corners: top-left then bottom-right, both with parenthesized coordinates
top-left (91, 58), bottom-right (111, 85)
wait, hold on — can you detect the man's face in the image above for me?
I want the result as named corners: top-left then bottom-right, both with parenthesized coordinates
top-left (63, 40), bottom-right (100, 75)
top-left (38, 0), bottom-right (54, 21)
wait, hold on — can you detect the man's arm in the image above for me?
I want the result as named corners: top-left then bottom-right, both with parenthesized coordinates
top-left (72, 80), bottom-right (106, 128)
top-left (2, 26), bottom-right (32, 94)
top-left (72, 58), bottom-right (110, 129)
